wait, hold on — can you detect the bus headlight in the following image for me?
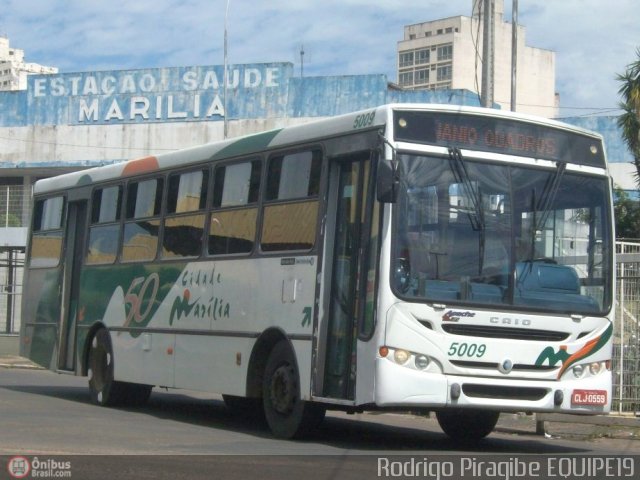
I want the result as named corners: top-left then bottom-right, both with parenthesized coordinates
top-left (415, 354), bottom-right (430, 370)
top-left (394, 349), bottom-right (410, 365)
top-left (589, 362), bottom-right (602, 375)
top-left (572, 365), bottom-right (584, 378)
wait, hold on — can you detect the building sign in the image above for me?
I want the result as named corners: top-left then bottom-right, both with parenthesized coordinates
top-left (27, 63), bottom-right (292, 125)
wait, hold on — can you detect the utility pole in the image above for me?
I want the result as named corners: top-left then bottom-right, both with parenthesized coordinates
top-left (480, 0), bottom-right (495, 108)
top-left (300, 44), bottom-right (305, 78)
top-left (511, 0), bottom-right (518, 111)
top-left (223, 0), bottom-right (230, 139)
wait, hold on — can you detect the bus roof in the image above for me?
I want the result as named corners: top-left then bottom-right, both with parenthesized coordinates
top-left (33, 104), bottom-right (604, 195)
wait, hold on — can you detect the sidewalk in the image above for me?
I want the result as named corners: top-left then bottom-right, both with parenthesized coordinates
top-left (0, 354), bottom-right (43, 369)
top-left (496, 412), bottom-right (640, 441)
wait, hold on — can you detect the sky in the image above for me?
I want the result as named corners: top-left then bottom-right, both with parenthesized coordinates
top-left (1, 0), bottom-right (638, 118)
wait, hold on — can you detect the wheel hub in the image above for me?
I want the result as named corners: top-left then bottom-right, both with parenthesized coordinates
top-left (270, 364), bottom-right (296, 414)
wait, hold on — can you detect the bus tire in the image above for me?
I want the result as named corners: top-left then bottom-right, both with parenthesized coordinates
top-left (436, 409), bottom-right (499, 442)
top-left (88, 328), bottom-right (151, 407)
top-left (262, 340), bottom-right (325, 439)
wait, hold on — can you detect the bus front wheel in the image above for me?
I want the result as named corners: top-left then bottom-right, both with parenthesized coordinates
top-left (262, 340), bottom-right (325, 439)
top-left (435, 409), bottom-right (499, 442)
top-left (87, 328), bottom-right (151, 407)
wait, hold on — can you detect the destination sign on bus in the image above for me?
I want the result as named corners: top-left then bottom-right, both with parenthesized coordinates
top-left (393, 111), bottom-right (605, 168)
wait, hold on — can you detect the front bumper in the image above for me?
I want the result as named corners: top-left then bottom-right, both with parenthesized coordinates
top-left (375, 356), bottom-right (611, 413)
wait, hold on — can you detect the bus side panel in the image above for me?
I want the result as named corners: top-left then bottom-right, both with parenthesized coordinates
top-left (172, 257), bottom-right (317, 397)
top-left (174, 335), bottom-right (250, 394)
top-left (76, 257), bottom-right (317, 396)
top-left (20, 267), bottom-right (63, 369)
top-left (78, 263), bottom-right (183, 388)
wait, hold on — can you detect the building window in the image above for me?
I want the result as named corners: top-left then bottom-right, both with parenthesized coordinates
top-left (437, 45), bottom-right (453, 61)
top-left (399, 52), bottom-right (414, 68)
top-left (399, 72), bottom-right (414, 86)
top-left (437, 65), bottom-right (452, 81)
top-left (445, 27), bottom-right (453, 33)
top-left (416, 49), bottom-right (430, 65)
top-left (437, 29), bottom-right (443, 35)
top-left (415, 69), bottom-right (429, 84)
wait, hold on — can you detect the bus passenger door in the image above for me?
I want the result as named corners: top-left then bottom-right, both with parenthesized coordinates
top-left (322, 154), bottom-right (372, 399)
top-left (57, 200), bottom-right (87, 372)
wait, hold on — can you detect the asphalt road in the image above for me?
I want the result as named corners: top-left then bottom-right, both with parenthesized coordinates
top-left (1, 368), bottom-right (638, 479)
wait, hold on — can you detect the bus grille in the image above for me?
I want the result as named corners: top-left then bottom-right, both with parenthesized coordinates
top-left (462, 384), bottom-right (549, 401)
top-left (440, 324), bottom-right (569, 341)
top-left (450, 360), bottom-right (558, 372)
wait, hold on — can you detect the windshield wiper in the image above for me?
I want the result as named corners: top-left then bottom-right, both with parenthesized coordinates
top-left (524, 161), bottom-right (566, 272)
top-left (534, 161), bottom-right (566, 233)
top-left (448, 147), bottom-right (485, 276)
top-left (448, 147), bottom-right (484, 232)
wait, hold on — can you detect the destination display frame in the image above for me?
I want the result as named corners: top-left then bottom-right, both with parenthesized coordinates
top-left (394, 110), bottom-right (606, 168)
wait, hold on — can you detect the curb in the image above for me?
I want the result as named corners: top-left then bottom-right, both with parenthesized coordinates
top-left (537, 412), bottom-right (640, 429)
top-left (0, 356), bottom-right (43, 370)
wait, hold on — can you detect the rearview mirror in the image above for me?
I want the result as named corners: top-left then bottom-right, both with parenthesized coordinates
top-left (377, 160), bottom-right (398, 203)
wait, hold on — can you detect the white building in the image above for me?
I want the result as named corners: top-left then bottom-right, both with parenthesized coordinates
top-left (397, 0), bottom-right (557, 117)
top-left (0, 36), bottom-right (58, 91)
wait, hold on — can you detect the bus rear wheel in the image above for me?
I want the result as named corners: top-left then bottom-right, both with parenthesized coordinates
top-left (435, 409), bottom-right (499, 442)
top-left (88, 328), bottom-right (151, 407)
top-left (262, 340), bottom-right (325, 439)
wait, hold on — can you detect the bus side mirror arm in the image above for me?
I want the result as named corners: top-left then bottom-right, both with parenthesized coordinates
top-left (376, 131), bottom-right (399, 203)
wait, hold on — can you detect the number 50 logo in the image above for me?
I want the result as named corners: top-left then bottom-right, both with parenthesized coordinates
top-left (122, 273), bottom-right (160, 329)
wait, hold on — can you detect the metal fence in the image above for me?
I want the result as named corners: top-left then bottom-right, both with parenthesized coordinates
top-left (0, 184), bottom-right (31, 227)
top-left (613, 241), bottom-right (640, 414)
top-left (1, 184), bottom-right (29, 335)
top-left (0, 250), bottom-right (23, 335)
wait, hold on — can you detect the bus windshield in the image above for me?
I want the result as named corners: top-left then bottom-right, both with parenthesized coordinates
top-left (392, 152), bottom-right (613, 315)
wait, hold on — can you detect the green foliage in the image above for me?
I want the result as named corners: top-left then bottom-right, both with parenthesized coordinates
top-left (617, 48), bottom-right (640, 186)
top-left (0, 212), bottom-right (21, 227)
top-left (614, 186), bottom-right (640, 239)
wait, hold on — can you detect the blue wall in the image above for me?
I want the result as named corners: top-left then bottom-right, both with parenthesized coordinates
top-left (562, 116), bottom-right (631, 165)
top-left (0, 61), bottom-right (631, 165)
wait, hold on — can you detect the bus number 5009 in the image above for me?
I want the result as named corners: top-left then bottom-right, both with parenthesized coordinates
top-left (447, 342), bottom-right (486, 358)
top-left (353, 111), bottom-right (375, 129)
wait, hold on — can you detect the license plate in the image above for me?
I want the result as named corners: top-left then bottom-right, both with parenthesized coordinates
top-left (571, 389), bottom-right (607, 406)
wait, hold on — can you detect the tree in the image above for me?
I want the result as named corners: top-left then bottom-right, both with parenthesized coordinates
top-left (614, 186), bottom-right (640, 239)
top-left (617, 48), bottom-right (640, 185)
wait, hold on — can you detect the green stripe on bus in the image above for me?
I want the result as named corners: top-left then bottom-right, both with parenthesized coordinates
top-left (212, 129), bottom-right (282, 160)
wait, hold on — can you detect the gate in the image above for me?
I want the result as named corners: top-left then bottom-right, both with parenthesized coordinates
top-left (1, 184), bottom-right (29, 335)
top-left (613, 241), bottom-right (640, 414)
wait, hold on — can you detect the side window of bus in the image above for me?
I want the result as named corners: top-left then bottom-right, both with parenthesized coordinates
top-left (261, 150), bottom-right (322, 252)
top-left (86, 185), bottom-right (122, 265)
top-left (30, 196), bottom-right (65, 268)
top-left (209, 159), bottom-right (261, 255)
top-left (162, 169), bottom-right (209, 259)
top-left (122, 178), bottom-right (163, 262)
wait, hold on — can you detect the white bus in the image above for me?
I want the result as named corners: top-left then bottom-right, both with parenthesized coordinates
top-left (20, 104), bottom-right (614, 440)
